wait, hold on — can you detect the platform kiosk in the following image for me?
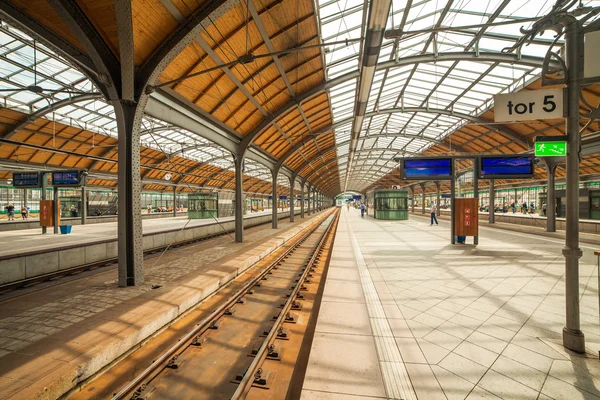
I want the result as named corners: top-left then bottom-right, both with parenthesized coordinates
top-left (454, 198), bottom-right (479, 244)
top-left (188, 192), bottom-right (218, 219)
top-left (370, 189), bottom-right (409, 220)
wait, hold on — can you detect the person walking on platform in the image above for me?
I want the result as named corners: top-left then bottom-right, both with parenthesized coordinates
top-left (20, 205), bottom-right (27, 220)
top-left (430, 202), bottom-right (438, 225)
top-left (360, 202), bottom-right (365, 218)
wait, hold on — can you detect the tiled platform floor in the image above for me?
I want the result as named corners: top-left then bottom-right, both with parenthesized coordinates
top-left (301, 208), bottom-right (600, 400)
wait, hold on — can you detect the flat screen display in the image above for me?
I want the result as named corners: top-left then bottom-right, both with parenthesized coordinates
top-left (52, 171), bottom-right (80, 186)
top-left (13, 172), bottom-right (40, 187)
top-left (402, 158), bottom-right (453, 180)
top-left (478, 156), bottom-right (534, 179)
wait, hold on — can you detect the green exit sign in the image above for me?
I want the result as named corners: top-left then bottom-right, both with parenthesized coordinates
top-left (535, 141), bottom-right (567, 156)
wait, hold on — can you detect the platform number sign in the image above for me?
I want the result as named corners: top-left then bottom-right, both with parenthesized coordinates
top-left (494, 88), bottom-right (564, 122)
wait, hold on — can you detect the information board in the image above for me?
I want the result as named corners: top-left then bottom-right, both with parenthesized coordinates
top-left (402, 158), bottom-right (453, 180)
top-left (52, 171), bottom-right (82, 186)
top-left (478, 156), bottom-right (534, 179)
top-left (39, 200), bottom-right (59, 227)
top-left (13, 172), bottom-right (40, 187)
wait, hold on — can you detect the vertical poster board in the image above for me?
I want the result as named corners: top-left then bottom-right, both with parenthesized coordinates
top-left (454, 198), bottom-right (478, 237)
top-left (40, 200), bottom-right (60, 227)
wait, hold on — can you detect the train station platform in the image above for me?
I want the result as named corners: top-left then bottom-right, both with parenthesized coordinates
top-left (301, 208), bottom-right (600, 400)
top-left (0, 208), bottom-right (298, 285)
top-left (0, 209), bottom-right (328, 400)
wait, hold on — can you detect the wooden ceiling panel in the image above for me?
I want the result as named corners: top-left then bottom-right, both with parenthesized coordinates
top-left (75, 0), bottom-right (119, 59)
top-left (131, 0), bottom-right (180, 65)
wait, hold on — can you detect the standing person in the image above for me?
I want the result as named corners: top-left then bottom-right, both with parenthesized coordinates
top-left (360, 202), bottom-right (365, 218)
top-left (430, 202), bottom-right (438, 225)
top-left (346, 202), bottom-right (350, 211)
top-left (6, 203), bottom-right (15, 221)
top-left (20, 205), bottom-right (27, 220)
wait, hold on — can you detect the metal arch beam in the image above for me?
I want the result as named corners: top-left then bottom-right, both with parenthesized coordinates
top-left (46, 0), bottom-right (121, 100)
top-left (240, 52), bottom-right (554, 151)
top-left (0, 93), bottom-right (103, 139)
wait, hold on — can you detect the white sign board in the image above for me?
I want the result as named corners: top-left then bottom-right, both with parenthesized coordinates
top-left (585, 30), bottom-right (600, 79)
top-left (494, 88), bottom-right (564, 122)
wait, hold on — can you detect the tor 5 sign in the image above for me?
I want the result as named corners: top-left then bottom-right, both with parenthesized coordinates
top-left (494, 88), bottom-right (564, 122)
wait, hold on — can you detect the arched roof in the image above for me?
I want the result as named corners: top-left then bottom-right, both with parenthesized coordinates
top-left (0, 1), bottom-right (599, 198)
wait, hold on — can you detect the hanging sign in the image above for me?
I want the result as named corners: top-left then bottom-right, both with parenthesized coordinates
top-left (494, 88), bottom-right (564, 122)
top-left (584, 31), bottom-right (600, 79)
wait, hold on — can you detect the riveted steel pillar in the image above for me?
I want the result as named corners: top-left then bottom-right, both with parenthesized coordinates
top-left (546, 159), bottom-right (559, 232)
top-left (307, 184), bottom-right (311, 215)
top-left (300, 183), bottom-right (305, 218)
top-left (81, 187), bottom-right (87, 225)
top-left (410, 185), bottom-right (415, 213)
top-left (41, 172), bottom-right (48, 234)
top-left (172, 186), bottom-right (177, 217)
top-left (450, 162), bottom-right (456, 244)
top-left (489, 179), bottom-right (495, 224)
top-left (234, 156), bottom-right (244, 242)
top-left (115, 101), bottom-right (143, 287)
top-left (420, 183), bottom-right (426, 214)
top-left (473, 159), bottom-right (479, 245)
top-left (562, 17), bottom-right (585, 353)
top-left (53, 186), bottom-right (59, 234)
top-left (272, 169), bottom-right (278, 229)
top-left (290, 175), bottom-right (295, 222)
top-left (435, 181), bottom-right (441, 217)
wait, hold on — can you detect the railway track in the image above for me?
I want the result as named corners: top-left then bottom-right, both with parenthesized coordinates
top-left (73, 208), bottom-right (339, 400)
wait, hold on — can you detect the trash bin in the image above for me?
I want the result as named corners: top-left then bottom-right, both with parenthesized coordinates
top-left (60, 225), bottom-right (72, 234)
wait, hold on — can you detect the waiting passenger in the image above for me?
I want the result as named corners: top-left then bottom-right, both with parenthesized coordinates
top-left (70, 205), bottom-right (78, 217)
top-left (6, 203), bottom-right (15, 221)
top-left (360, 202), bottom-right (365, 217)
top-left (20, 205), bottom-right (27, 220)
top-left (430, 202), bottom-right (439, 225)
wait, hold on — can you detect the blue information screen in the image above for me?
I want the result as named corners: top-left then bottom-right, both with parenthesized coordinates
top-left (479, 156), bottom-right (534, 178)
top-left (13, 172), bottom-right (40, 187)
top-left (52, 171), bottom-right (80, 186)
top-left (402, 158), bottom-right (452, 179)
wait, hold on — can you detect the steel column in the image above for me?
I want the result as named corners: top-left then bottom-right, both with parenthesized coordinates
top-left (115, 102), bottom-right (144, 287)
top-left (307, 185), bottom-right (311, 215)
top-left (172, 186), bottom-right (177, 217)
top-left (81, 187), bottom-right (87, 225)
top-left (300, 183), bottom-right (305, 218)
top-left (562, 17), bottom-right (585, 353)
top-left (272, 169), bottom-right (278, 229)
top-left (410, 186), bottom-right (415, 213)
top-left (53, 186), bottom-right (59, 234)
top-left (290, 175), bottom-right (295, 223)
top-left (451, 161), bottom-right (456, 244)
top-left (41, 172), bottom-right (47, 234)
top-left (489, 179), bottom-right (495, 224)
top-left (234, 156), bottom-right (244, 242)
top-left (546, 160), bottom-right (558, 232)
top-left (421, 183), bottom-right (426, 214)
top-left (435, 181), bottom-right (441, 217)
top-left (473, 162), bottom-right (479, 246)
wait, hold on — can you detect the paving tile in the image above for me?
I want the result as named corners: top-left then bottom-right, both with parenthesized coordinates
top-left (438, 320), bottom-right (474, 340)
top-left (382, 304), bottom-right (404, 319)
top-left (315, 302), bottom-right (371, 336)
top-left (453, 341), bottom-right (499, 368)
top-left (490, 355), bottom-right (546, 392)
top-left (478, 369), bottom-right (539, 399)
top-left (424, 329), bottom-right (463, 352)
top-left (387, 318), bottom-right (413, 338)
top-left (549, 360), bottom-right (600, 397)
top-left (406, 320), bottom-right (434, 338)
top-left (430, 364), bottom-right (475, 400)
top-left (412, 312), bottom-right (445, 329)
top-left (416, 338), bottom-right (450, 365)
top-left (404, 363), bottom-right (446, 400)
top-left (321, 282), bottom-right (365, 304)
top-left (438, 353), bottom-right (488, 385)
top-left (476, 322), bottom-right (516, 342)
top-left (465, 385), bottom-right (503, 399)
top-left (466, 331), bottom-right (508, 354)
top-left (541, 375), bottom-right (600, 400)
top-left (303, 333), bottom-right (386, 398)
top-left (299, 389), bottom-right (386, 399)
top-left (395, 337), bottom-right (427, 364)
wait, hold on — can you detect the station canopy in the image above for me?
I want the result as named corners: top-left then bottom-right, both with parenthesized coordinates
top-left (0, 0), bottom-right (599, 196)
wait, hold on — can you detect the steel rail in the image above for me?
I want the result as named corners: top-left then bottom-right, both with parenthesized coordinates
top-left (231, 209), bottom-right (340, 399)
top-left (111, 209), bottom-right (336, 400)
